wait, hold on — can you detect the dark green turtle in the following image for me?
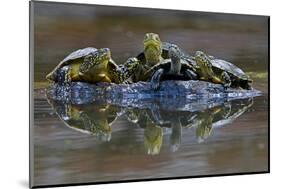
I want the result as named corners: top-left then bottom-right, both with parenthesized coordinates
top-left (127, 33), bottom-right (195, 83)
top-left (194, 51), bottom-right (253, 90)
top-left (144, 48), bottom-right (253, 90)
top-left (143, 45), bottom-right (197, 90)
top-left (46, 47), bottom-right (140, 84)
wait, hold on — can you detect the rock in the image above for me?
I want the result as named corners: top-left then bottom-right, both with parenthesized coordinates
top-left (46, 80), bottom-right (261, 111)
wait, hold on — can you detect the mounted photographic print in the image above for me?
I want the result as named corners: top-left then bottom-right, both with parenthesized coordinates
top-left (29, 1), bottom-right (269, 188)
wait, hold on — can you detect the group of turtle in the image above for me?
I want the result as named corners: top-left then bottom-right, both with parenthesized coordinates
top-left (46, 33), bottom-right (253, 90)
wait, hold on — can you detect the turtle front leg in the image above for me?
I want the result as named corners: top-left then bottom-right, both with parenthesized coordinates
top-left (150, 68), bottom-right (164, 90)
top-left (98, 74), bottom-right (112, 83)
top-left (116, 57), bottom-right (140, 83)
top-left (122, 78), bottom-right (133, 85)
top-left (56, 66), bottom-right (71, 85)
top-left (240, 79), bottom-right (253, 90)
top-left (184, 69), bottom-right (197, 80)
top-left (221, 71), bottom-right (231, 89)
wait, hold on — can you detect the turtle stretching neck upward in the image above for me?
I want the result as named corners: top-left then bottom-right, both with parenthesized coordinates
top-left (144, 45), bottom-right (197, 90)
top-left (143, 33), bottom-right (163, 67)
top-left (168, 45), bottom-right (182, 75)
top-left (127, 33), bottom-right (196, 83)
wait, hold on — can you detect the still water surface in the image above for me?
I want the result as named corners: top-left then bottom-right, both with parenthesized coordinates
top-left (34, 90), bottom-right (268, 186)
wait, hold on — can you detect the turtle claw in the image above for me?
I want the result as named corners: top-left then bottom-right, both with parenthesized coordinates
top-left (122, 79), bottom-right (133, 85)
top-left (184, 69), bottom-right (197, 80)
top-left (150, 68), bottom-right (164, 90)
top-left (122, 80), bottom-right (130, 85)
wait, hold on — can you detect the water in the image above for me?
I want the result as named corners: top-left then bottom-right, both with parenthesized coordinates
top-left (31, 2), bottom-right (269, 187)
top-left (33, 91), bottom-right (268, 186)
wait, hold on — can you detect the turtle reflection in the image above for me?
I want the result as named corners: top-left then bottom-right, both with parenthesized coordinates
top-left (195, 98), bottom-right (254, 143)
top-left (124, 98), bottom-right (254, 154)
top-left (46, 97), bottom-right (121, 142)
top-left (46, 89), bottom-right (254, 155)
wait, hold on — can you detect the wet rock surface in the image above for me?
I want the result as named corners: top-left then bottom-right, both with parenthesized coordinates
top-left (46, 81), bottom-right (261, 111)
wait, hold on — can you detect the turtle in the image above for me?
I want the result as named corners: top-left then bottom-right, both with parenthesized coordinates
top-left (143, 45), bottom-right (197, 90)
top-left (46, 47), bottom-right (140, 84)
top-left (127, 33), bottom-right (196, 83)
top-left (194, 51), bottom-right (253, 90)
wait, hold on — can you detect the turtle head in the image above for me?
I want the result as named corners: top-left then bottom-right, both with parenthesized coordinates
top-left (167, 45), bottom-right (182, 74)
top-left (143, 33), bottom-right (162, 65)
top-left (144, 33), bottom-right (161, 47)
top-left (195, 51), bottom-right (213, 74)
top-left (80, 48), bottom-right (112, 74)
top-left (97, 48), bottom-right (111, 63)
top-left (168, 45), bottom-right (181, 62)
top-left (110, 57), bottom-right (140, 83)
top-left (123, 57), bottom-right (140, 75)
top-left (196, 124), bottom-right (212, 143)
top-left (144, 125), bottom-right (163, 155)
top-left (195, 51), bottom-right (209, 65)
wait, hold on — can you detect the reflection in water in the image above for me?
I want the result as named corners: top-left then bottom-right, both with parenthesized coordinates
top-left (47, 97), bottom-right (121, 142)
top-left (46, 92), bottom-right (253, 155)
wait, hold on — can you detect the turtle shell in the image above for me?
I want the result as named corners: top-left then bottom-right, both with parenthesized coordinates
top-left (211, 59), bottom-right (250, 80)
top-left (46, 47), bottom-right (120, 82)
top-left (48, 47), bottom-right (98, 78)
top-left (144, 58), bottom-right (195, 79)
top-left (46, 47), bottom-right (98, 81)
top-left (59, 47), bottom-right (98, 67)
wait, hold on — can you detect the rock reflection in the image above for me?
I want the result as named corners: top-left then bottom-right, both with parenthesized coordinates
top-left (47, 88), bottom-right (254, 155)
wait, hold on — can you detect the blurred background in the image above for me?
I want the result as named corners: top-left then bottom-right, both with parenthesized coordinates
top-left (33, 1), bottom-right (268, 93)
